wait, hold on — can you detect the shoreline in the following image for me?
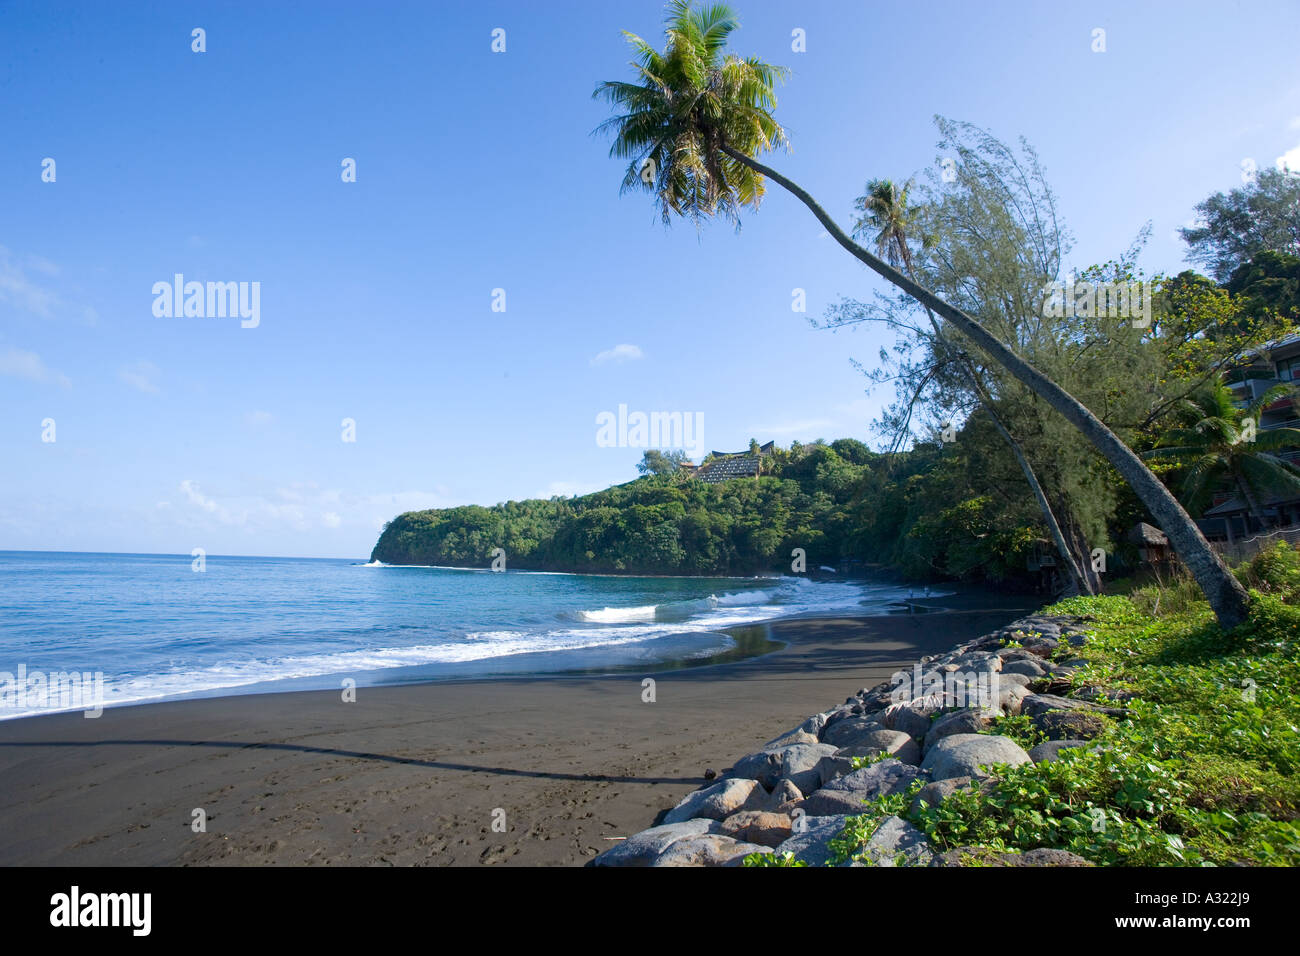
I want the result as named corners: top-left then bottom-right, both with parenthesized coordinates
top-left (0, 589), bottom-right (1037, 866)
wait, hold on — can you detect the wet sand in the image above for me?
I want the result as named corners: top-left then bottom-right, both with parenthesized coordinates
top-left (0, 591), bottom-right (1036, 866)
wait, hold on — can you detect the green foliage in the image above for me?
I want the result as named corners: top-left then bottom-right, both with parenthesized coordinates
top-left (827, 552), bottom-right (1300, 866)
top-left (371, 443), bottom-right (874, 574)
top-left (741, 850), bottom-right (806, 867)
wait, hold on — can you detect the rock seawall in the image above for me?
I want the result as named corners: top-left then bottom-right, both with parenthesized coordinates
top-left (591, 612), bottom-right (1110, 867)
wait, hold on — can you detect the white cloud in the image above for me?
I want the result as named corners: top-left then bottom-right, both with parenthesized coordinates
top-left (0, 346), bottom-right (71, 387)
top-left (0, 247), bottom-right (59, 317)
top-left (119, 360), bottom-right (161, 394)
top-left (322, 512), bottom-right (342, 528)
top-left (1277, 143), bottom-right (1300, 173)
top-left (590, 343), bottom-right (644, 366)
top-left (1289, 117), bottom-right (1300, 130)
top-left (180, 479), bottom-right (219, 514)
top-left (246, 410), bottom-right (273, 426)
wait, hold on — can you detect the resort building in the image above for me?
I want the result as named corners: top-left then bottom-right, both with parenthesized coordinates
top-left (692, 441), bottom-right (775, 484)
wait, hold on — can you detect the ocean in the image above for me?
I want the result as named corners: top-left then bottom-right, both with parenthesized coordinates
top-left (0, 550), bottom-right (914, 720)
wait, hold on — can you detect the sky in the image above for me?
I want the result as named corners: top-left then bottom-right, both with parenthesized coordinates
top-left (2, 0), bottom-right (1299, 559)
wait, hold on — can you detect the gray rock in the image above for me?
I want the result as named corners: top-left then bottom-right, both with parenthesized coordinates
top-left (923, 708), bottom-right (994, 753)
top-left (799, 759), bottom-right (927, 816)
top-left (998, 681), bottom-right (1034, 715)
top-left (1003, 659), bottom-right (1047, 677)
top-left (910, 776), bottom-right (978, 814)
top-left (771, 814), bottom-right (850, 866)
top-left (777, 743), bottom-right (840, 795)
top-left (844, 729), bottom-right (922, 765)
top-left (588, 819), bottom-right (716, 866)
top-left (881, 705), bottom-right (934, 740)
top-left (649, 833), bottom-right (771, 866)
top-left (998, 672), bottom-right (1034, 688)
top-left (718, 810), bottom-right (793, 847)
top-left (763, 727), bottom-right (821, 749)
top-left (934, 845), bottom-right (1093, 867)
top-left (1021, 694), bottom-right (1125, 719)
top-left (768, 778), bottom-right (803, 809)
top-left (1035, 709), bottom-right (1107, 741)
top-left (729, 750), bottom-right (783, 789)
top-left (1028, 739), bottom-right (1089, 763)
top-left (664, 777), bottom-right (767, 824)
top-left (821, 716), bottom-right (886, 748)
top-left (852, 815), bottom-right (934, 866)
top-left (921, 733), bottom-right (1032, 780)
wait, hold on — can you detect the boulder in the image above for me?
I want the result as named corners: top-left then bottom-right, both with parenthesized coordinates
top-left (799, 760), bottom-right (927, 816)
top-left (768, 778), bottom-right (803, 810)
top-left (649, 833), bottom-right (770, 866)
top-left (762, 727), bottom-right (821, 749)
top-left (881, 704), bottom-right (934, 740)
top-left (921, 734), bottom-right (1032, 781)
top-left (588, 819), bottom-right (716, 866)
top-left (1028, 739), bottom-right (1089, 763)
top-left (910, 776), bottom-right (979, 815)
top-left (1021, 694), bottom-right (1124, 719)
top-left (718, 810), bottom-right (793, 847)
top-left (821, 716), bottom-right (886, 748)
top-left (771, 814), bottom-right (850, 866)
top-left (1035, 709), bottom-right (1107, 741)
top-left (1002, 658), bottom-right (1047, 678)
top-left (923, 708), bottom-right (994, 753)
top-left (998, 681), bottom-right (1034, 715)
top-left (729, 742), bottom-right (837, 792)
top-left (663, 777), bottom-right (767, 824)
top-left (934, 846), bottom-right (1093, 867)
top-left (851, 815), bottom-right (935, 867)
top-left (998, 672), bottom-right (1034, 688)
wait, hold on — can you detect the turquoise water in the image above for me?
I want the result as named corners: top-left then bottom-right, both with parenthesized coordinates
top-left (0, 551), bottom-right (905, 719)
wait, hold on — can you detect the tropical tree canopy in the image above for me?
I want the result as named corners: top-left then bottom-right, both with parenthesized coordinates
top-left (592, 0), bottom-right (787, 225)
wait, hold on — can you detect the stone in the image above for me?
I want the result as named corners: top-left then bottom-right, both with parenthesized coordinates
top-left (649, 833), bottom-right (771, 866)
top-left (821, 716), bottom-right (886, 748)
top-left (763, 727), bottom-right (821, 749)
top-left (839, 729), bottom-right (921, 765)
top-left (771, 814), bottom-right (850, 866)
top-left (799, 760), bottom-right (927, 816)
top-left (768, 779), bottom-right (803, 810)
top-left (851, 815), bottom-right (934, 867)
top-left (718, 810), bottom-right (793, 847)
top-left (995, 681), bottom-right (1032, 716)
top-left (998, 672), bottom-right (1034, 688)
top-left (1028, 739), bottom-right (1089, 763)
top-left (588, 819), bottom-right (716, 866)
top-left (881, 704), bottom-right (934, 740)
top-left (910, 776), bottom-right (978, 815)
top-left (1035, 709), bottom-right (1107, 741)
top-left (663, 777), bottom-right (767, 824)
top-left (921, 734), bottom-right (1032, 780)
top-left (934, 846), bottom-right (1093, 867)
top-left (1022, 693), bottom-right (1125, 719)
top-left (923, 708), bottom-right (994, 753)
top-left (1002, 659), bottom-right (1047, 678)
top-left (776, 743), bottom-right (839, 795)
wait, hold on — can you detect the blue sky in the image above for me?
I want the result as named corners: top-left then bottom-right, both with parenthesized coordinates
top-left (2, 0), bottom-right (1299, 559)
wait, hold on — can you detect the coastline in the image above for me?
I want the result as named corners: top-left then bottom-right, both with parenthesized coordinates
top-left (0, 590), bottom-right (1038, 866)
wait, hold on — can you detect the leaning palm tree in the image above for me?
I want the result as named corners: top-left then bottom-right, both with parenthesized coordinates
top-left (594, 0), bottom-right (1251, 628)
top-left (856, 178), bottom-right (1094, 596)
top-left (1144, 379), bottom-right (1300, 530)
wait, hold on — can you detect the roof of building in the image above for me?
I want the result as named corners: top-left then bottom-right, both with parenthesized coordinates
top-left (1128, 522), bottom-right (1169, 546)
top-left (694, 456), bottom-right (761, 483)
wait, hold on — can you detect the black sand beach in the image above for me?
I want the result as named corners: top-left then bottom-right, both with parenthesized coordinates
top-left (0, 592), bottom-right (1036, 866)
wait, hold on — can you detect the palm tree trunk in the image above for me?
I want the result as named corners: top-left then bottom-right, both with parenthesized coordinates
top-left (1233, 473), bottom-right (1267, 534)
top-left (724, 145), bottom-right (1250, 628)
top-left (897, 242), bottom-right (1093, 597)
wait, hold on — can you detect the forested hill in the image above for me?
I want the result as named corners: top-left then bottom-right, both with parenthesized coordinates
top-left (371, 439), bottom-right (883, 576)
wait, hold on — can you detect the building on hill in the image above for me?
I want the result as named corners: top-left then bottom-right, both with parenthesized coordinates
top-left (1198, 332), bottom-right (1300, 540)
top-left (692, 441), bottom-right (774, 484)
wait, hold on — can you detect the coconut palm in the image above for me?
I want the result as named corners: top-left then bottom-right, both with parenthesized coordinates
top-left (1144, 379), bottom-right (1300, 529)
top-left (855, 178), bottom-right (1094, 596)
top-left (594, 0), bottom-right (1251, 628)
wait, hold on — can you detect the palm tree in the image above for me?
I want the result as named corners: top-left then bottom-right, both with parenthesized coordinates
top-left (1144, 379), bottom-right (1300, 530)
top-left (855, 178), bottom-right (1094, 596)
top-left (594, 0), bottom-right (1252, 628)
